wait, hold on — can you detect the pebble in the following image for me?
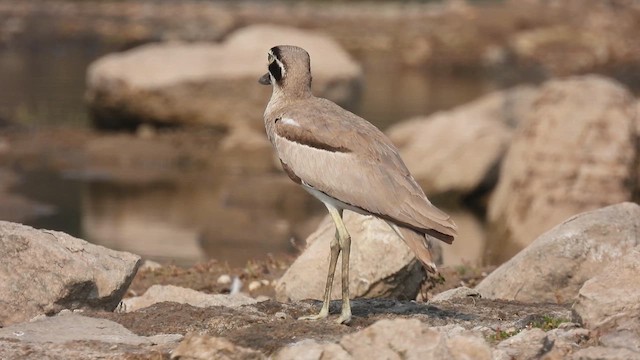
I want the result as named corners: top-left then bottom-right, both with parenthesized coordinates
top-left (275, 311), bottom-right (288, 319)
top-left (216, 274), bottom-right (232, 285)
top-left (140, 260), bottom-right (162, 271)
top-left (248, 280), bottom-right (262, 292)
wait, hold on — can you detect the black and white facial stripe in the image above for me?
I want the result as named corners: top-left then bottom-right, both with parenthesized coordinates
top-left (268, 47), bottom-right (286, 84)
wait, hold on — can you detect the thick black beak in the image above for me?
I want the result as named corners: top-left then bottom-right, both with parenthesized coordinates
top-left (258, 73), bottom-right (271, 85)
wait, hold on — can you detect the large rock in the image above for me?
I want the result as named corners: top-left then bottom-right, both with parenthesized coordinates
top-left (493, 328), bottom-right (547, 360)
top-left (493, 325), bottom-right (591, 360)
top-left (386, 86), bottom-right (537, 197)
top-left (572, 346), bottom-right (640, 360)
top-left (275, 212), bottom-right (426, 302)
top-left (275, 319), bottom-right (492, 360)
top-left (476, 203), bottom-right (640, 303)
top-left (171, 334), bottom-right (266, 360)
top-left (0, 312), bottom-right (181, 346)
top-left (122, 284), bottom-right (257, 312)
top-left (86, 24), bottom-right (362, 130)
top-left (487, 76), bottom-right (639, 262)
top-left (0, 221), bottom-right (141, 327)
top-left (0, 312), bottom-right (181, 360)
top-left (505, 0), bottom-right (640, 77)
top-left (573, 248), bottom-right (640, 354)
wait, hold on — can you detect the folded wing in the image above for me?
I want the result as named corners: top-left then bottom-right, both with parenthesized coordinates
top-left (267, 99), bottom-right (457, 243)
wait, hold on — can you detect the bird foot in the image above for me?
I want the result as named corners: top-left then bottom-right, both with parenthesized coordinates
top-left (336, 315), bottom-right (351, 325)
top-left (298, 310), bottom-right (329, 321)
top-left (335, 312), bottom-right (351, 325)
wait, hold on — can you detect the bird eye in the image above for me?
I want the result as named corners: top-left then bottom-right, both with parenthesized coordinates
top-left (268, 53), bottom-right (275, 64)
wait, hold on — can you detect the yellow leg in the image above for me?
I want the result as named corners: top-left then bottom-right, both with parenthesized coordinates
top-left (299, 205), bottom-right (352, 324)
top-left (298, 230), bottom-right (340, 321)
top-left (336, 223), bottom-right (352, 324)
top-left (328, 207), bottom-right (352, 324)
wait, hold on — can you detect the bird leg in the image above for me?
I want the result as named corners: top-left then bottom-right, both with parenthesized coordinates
top-left (336, 213), bottom-right (352, 324)
top-left (298, 230), bottom-right (340, 321)
top-left (298, 206), bottom-right (352, 324)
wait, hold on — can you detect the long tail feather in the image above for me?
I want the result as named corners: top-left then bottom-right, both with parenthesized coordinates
top-left (386, 221), bottom-right (439, 274)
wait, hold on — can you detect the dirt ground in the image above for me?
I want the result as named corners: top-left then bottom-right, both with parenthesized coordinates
top-left (77, 260), bottom-right (569, 358)
top-left (89, 294), bottom-right (571, 357)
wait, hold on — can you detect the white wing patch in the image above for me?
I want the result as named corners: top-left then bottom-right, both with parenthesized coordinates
top-left (280, 117), bottom-right (300, 127)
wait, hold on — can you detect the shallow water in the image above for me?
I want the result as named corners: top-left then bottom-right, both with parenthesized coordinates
top-left (1, 40), bottom-right (501, 267)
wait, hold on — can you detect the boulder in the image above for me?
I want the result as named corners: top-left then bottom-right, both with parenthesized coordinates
top-left (493, 325), bottom-right (591, 360)
top-left (275, 318), bottom-right (492, 360)
top-left (0, 312), bottom-right (182, 360)
top-left (86, 24), bottom-right (362, 130)
top-left (505, 0), bottom-right (640, 77)
top-left (493, 328), bottom-right (546, 360)
top-left (171, 334), bottom-right (266, 360)
top-left (386, 85), bottom-right (537, 197)
top-left (0, 312), bottom-right (181, 346)
top-left (275, 212), bottom-right (426, 302)
top-left (475, 202), bottom-right (640, 303)
top-left (275, 340), bottom-right (351, 360)
top-left (487, 76), bottom-right (639, 262)
top-left (439, 209), bottom-right (487, 267)
top-left (572, 346), bottom-right (640, 360)
top-left (573, 248), bottom-right (640, 354)
top-left (0, 221), bottom-right (141, 327)
top-left (430, 286), bottom-right (481, 303)
top-left (122, 285), bottom-right (257, 312)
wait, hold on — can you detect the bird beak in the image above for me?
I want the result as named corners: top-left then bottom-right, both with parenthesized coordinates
top-left (258, 73), bottom-right (271, 85)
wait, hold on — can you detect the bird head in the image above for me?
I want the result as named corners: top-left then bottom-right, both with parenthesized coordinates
top-left (259, 45), bottom-right (312, 97)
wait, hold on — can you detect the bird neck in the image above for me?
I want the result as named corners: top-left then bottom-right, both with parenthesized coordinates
top-left (273, 81), bottom-right (313, 101)
top-left (266, 83), bottom-right (312, 114)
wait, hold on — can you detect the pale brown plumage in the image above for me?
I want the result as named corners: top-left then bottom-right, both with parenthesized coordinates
top-left (260, 45), bottom-right (457, 323)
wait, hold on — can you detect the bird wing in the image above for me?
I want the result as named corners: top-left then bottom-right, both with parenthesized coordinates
top-left (267, 98), bottom-right (457, 243)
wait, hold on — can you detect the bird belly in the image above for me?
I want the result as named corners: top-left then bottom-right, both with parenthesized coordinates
top-left (301, 183), bottom-right (369, 216)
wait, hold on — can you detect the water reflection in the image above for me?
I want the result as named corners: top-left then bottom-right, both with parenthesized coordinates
top-left (0, 42), bottom-right (109, 126)
top-left (81, 175), bottom-right (324, 266)
top-left (358, 56), bottom-right (496, 129)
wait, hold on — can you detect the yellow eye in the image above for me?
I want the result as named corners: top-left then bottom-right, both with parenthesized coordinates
top-left (268, 54), bottom-right (275, 64)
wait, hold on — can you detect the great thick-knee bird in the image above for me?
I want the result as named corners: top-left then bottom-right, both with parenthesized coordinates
top-left (259, 45), bottom-right (457, 324)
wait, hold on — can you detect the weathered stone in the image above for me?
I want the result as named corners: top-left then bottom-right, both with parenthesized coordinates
top-left (122, 285), bottom-right (257, 312)
top-left (476, 203), bottom-right (640, 303)
top-left (542, 326), bottom-right (591, 360)
top-left (276, 318), bottom-right (492, 360)
top-left (493, 328), bottom-right (546, 360)
top-left (505, 0), bottom-right (640, 77)
top-left (0, 221), bottom-right (141, 327)
top-left (171, 334), bottom-right (266, 360)
top-left (494, 326), bottom-right (591, 360)
top-left (86, 24), bottom-right (362, 130)
top-left (386, 86), bottom-right (538, 197)
top-left (0, 312), bottom-right (182, 345)
top-left (275, 212), bottom-right (426, 302)
top-left (487, 76), bottom-right (639, 262)
top-left (572, 346), bottom-right (640, 360)
top-left (274, 339), bottom-right (351, 360)
top-left (440, 209), bottom-right (487, 267)
top-left (573, 248), bottom-right (640, 353)
top-left (430, 286), bottom-right (481, 303)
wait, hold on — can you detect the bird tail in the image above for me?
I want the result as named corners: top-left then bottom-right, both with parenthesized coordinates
top-left (386, 221), bottom-right (439, 275)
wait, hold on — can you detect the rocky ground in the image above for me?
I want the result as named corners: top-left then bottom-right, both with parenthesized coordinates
top-left (0, 203), bottom-right (639, 359)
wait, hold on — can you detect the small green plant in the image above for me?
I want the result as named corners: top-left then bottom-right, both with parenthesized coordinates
top-left (455, 265), bottom-right (469, 276)
top-left (529, 315), bottom-right (569, 331)
top-left (487, 328), bottom-right (519, 342)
